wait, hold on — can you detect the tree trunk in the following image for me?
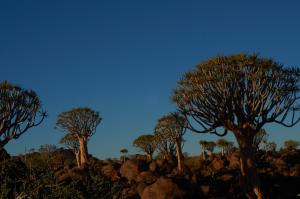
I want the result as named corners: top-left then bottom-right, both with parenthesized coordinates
top-left (79, 137), bottom-right (89, 168)
top-left (175, 140), bottom-right (184, 173)
top-left (146, 153), bottom-right (152, 161)
top-left (75, 150), bottom-right (81, 168)
top-left (235, 133), bottom-right (264, 199)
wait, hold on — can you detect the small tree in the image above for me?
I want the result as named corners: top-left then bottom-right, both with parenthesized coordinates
top-left (55, 108), bottom-right (101, 167)
top-left (153, 131), bottom-right (176, 161)
top-left (60, 133), bottom-right (81, 167)
top-left (217, 139), bottom-right (234, 156)
top-left (199, 140), bottom-right (207, 158)
top-left (120, 148), bottom-right (128, 162)
top-left (284, 140), bottom-right (299, 151)
top-left (0, 81), bottom-right (46, 148)
top-left (133, 134), bottom-right (156, 161)
top-left (173, 54), bottom-right (300, 198)
top-left (206, 141), bottom-right (216, 155)
top-left (263, 142), bottom-right (277, 152)
top-left (154, 113), bottom-right (187, 173)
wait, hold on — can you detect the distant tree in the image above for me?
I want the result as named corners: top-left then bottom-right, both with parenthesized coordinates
top-left (120, 148), bottom-right (128, 162)
top-left (55, 108), bottom-right (101, 167)
top-left (252, 129), bottom-right (268, 151)
top-left (216, 139), bottom-right (234, 156)
top-left (284, 140), bottom-right (299, 151)
top-left (173, 54), bottom-right (300, 198)
top-left (133, 134), bottom-right (156, 161)
top-left (154, 113), bottom-right (187, 173)
top-left (206, 141), bottom-right (216, 155)
top-left (199, 140), bottom-right (207, 158)
top-left (39, 144), bottom-right (57, 154)
top-left (263, 142), bottom-right (277, 152)
top-left (60, 133), bottom-right (81, 167)
top-left (0, 81), bottom-right (46, 148)
top-left (153, 131), bottom-right (176, 161)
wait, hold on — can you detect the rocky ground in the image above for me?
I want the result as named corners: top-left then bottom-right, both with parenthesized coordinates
top-left (1, 148), bottom-right (300, 198)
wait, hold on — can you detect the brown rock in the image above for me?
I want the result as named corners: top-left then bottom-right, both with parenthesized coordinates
top-left (101, 162), bottom-right (120, 181)
top-left (210, 158), bottom-right (225, 171)
top-left (228, 152), bottom-right (240, 169)
top-left (200, 185), bottom-right (210, 195)
top-left (120, 159), bottom-right (147, 182)
top-left (290, 164), bottom-right (300, 176)
top-left (136, 171), bottom-right (157, 184)
top-left (141, 177), bottom-right (186, 199)
top-left (149, 161), bottom-right (158, 172)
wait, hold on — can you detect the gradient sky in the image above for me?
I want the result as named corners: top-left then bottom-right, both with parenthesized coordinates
top-left (1, 0), bottom-right (300, 159)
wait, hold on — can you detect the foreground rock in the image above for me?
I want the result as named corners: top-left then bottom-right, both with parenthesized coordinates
top-left (141, 177), bottom-right (186, 199)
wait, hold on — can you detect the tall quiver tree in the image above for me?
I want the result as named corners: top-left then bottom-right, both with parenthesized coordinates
top-left (55, 108), bottom-right (101, 168)
top-left (173, 54), bottom-right (300, 199)
top-left (60, 133), bottom-right (81, 168)
top-left (154, 113), bottom-right (186, 173)
top-left (0, 81), bottom-right (46, 148)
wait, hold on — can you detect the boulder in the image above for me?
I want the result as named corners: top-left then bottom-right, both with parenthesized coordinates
top-left (101, 162), bottom-right (120, 181)
top-left (141, 177), bottom-right (186, 199)
top-left (149, 161), bottom-right (158, 172)
top-left (228, 152), bottom-right (240, 169)
top-left (136, 171), bottom-right (157, 184)
top-left (210, 158), bottom-right (225, 171)
top-left (290, 164), bottom-right (300, 176)
top-left (120, 159), bottom-right (147, 182)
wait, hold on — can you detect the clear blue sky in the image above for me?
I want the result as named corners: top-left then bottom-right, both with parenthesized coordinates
top-left (1, 0), bottom-right (300, 159)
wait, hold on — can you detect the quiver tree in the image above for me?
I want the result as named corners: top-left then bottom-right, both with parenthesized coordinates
top-left (120, 148), bottom-right (128, 162)
top-left (216, 139), bottom-right (234, 156)
top-left (263, 141), bottom-right (277, 152)
top-left (133, 134), bottom-right (156, 161)
top-left (153, 131), bottom-right (176, 161)
top-left (283, 139), bottom-right (299, 151)
top-left (199, 140), bottom-right (209, 158)
top-left (55, 108), bottom-right (101, 168)
top-left (60, 133), bottom-right (81, 167)
top-left (173, 54), bottom-right (300, 199)
top-left (154, 113), bottom-right (187, 173)
top-left (0, 81), bottom-right (46, 148)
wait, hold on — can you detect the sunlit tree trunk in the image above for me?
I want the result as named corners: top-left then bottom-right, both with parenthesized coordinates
top-left (146, 153), bottom-right (152, 161)
top-left (75, 150), bottom-right (81, 168)
top-left (235, 132), bottom-right (264, 199)
top-left (79, 137), bottom-right (88, 168)
top-left (175, 140), bottom-right (184, 173)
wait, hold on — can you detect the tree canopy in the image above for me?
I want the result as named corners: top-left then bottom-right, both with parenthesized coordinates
top-left (173, 54), bottom-right (300, 136)
top-left (0, 81), bottom-right (46, 147)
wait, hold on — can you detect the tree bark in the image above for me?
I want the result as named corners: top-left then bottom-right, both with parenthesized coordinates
top-left (79, 137), bottom-right (89, 168)
top-left (175, 140), bottom-right (184, 173)
top-left (75, 150), bottom-right (81, 168)
top-left (146, 153), bottom-right (152, 161)
top-left (235, 133), bottom-right (264, 199)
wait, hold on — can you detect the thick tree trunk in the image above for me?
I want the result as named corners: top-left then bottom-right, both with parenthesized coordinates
top-left (235, 133), bottom-right (264, 199)
top-left (79, 137), bottom-right (89, 168)
top-left (175, 140), bottom-right (184, 173)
